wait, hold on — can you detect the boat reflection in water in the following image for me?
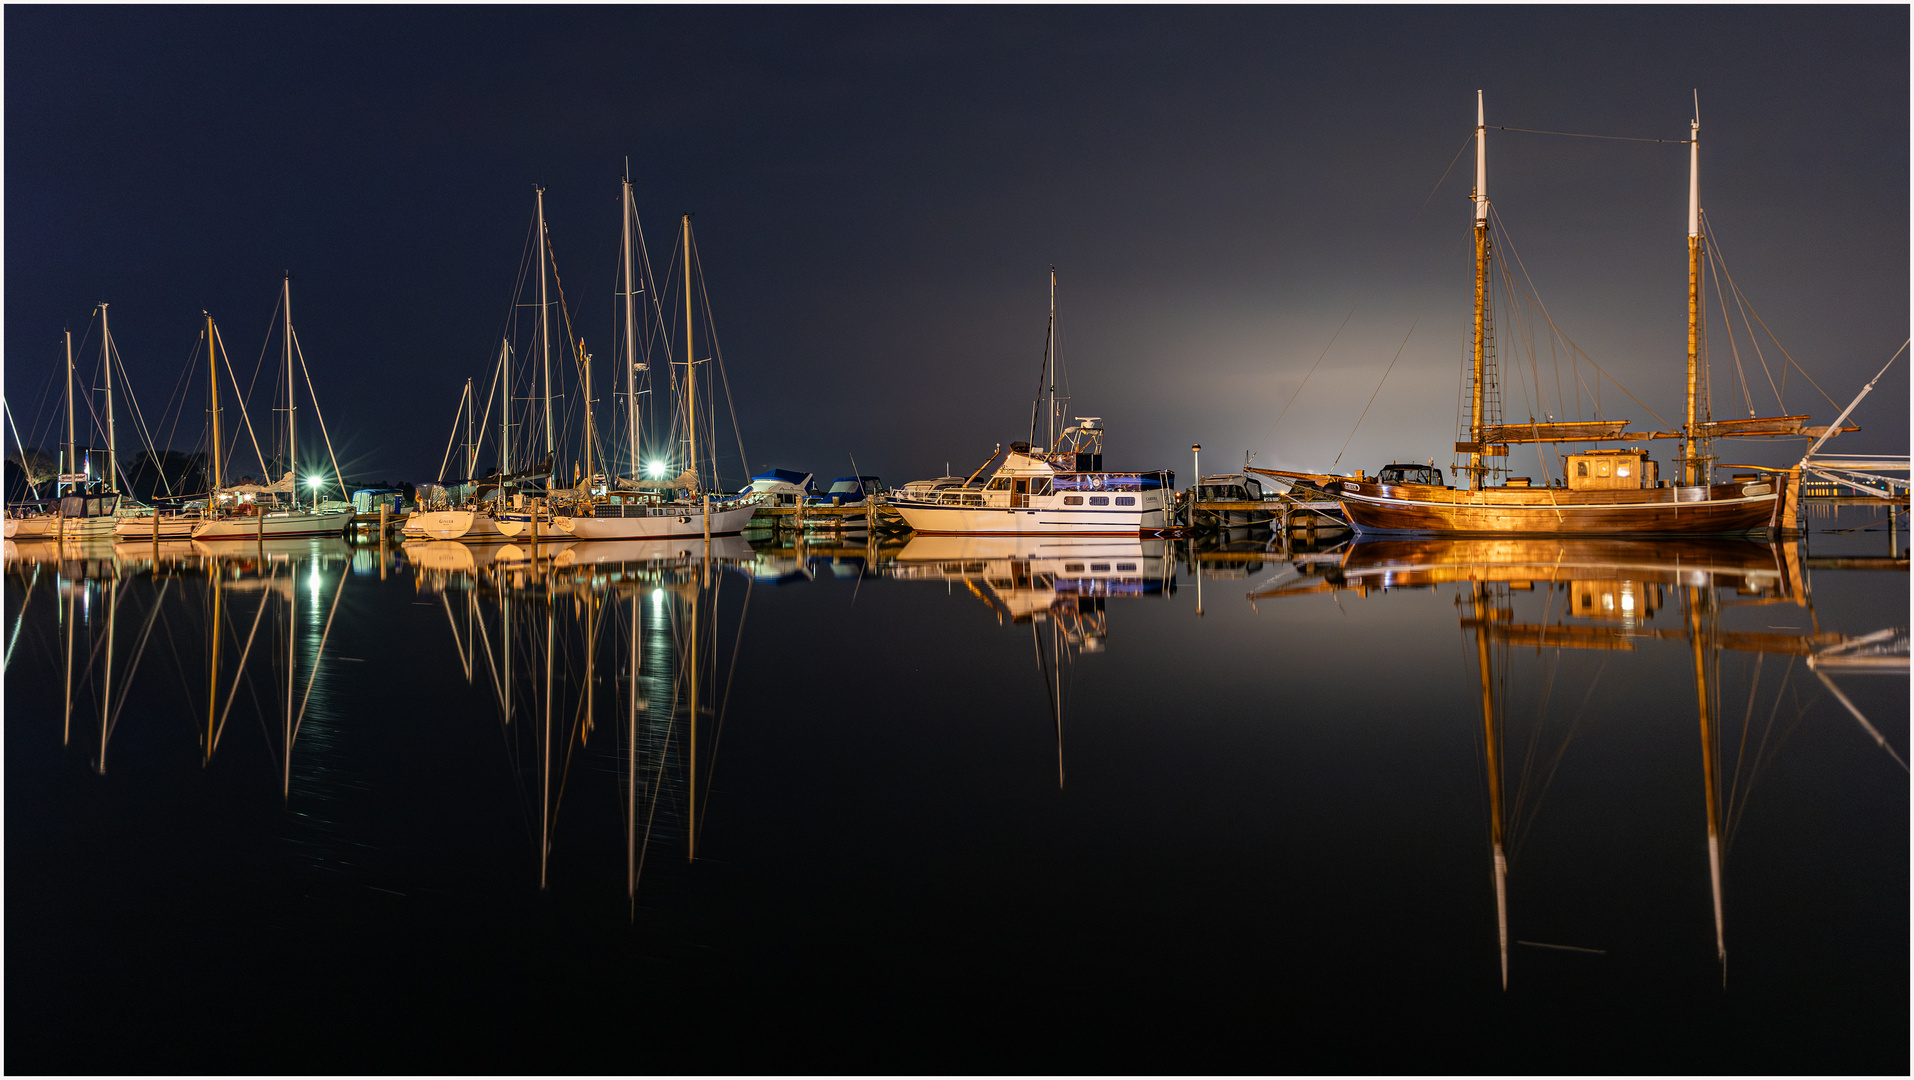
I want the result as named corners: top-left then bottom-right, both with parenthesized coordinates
top-left (411, 536), bottom-right (754, 908)
top-left (4, 537), bottom-right (356, 790)
top-left (1253, 536), bottom-right (1899, 989)
top-left (889, 534), bottom-right (1175, 785)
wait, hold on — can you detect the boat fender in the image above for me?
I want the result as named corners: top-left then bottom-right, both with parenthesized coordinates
top-left (679, 515), bottom-right (691, 524)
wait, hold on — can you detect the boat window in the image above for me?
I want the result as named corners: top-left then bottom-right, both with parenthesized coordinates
top-left (1115, 496), bottom-right (1136, 506)
top-left (1063, 496), bottom-right (1083, 506)
top-left (1064, 563), bottom-right (1085, 572)
top-left (1116, 563), bottom-right (1137, 572)
top-left (1032, 478), bottom-right (1053, 497)
top-left (1089, 496), bottom-right (1110, 506)
top-left (1576, 461), bottom-right (1588, 477)
top-left (987, 478), bottom-right (1010, 491)
top-left (1090, 564), bottom-right (1111, 572)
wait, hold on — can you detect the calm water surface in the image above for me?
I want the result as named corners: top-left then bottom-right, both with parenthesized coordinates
top-left (6, 511), bottom-right (1907, 1072)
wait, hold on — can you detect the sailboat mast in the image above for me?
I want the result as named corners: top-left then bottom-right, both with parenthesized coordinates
top-left (465, 377), bottom-right (476, 480)
top-left (282, 276), bottom-right (297, 505)
top-left (683, 215), bottom-right (696, 490)
top-left (207, 314), bottom-right (223, 494)
top-left (499, 339), bottom-right (512, 476)
top-left (101, 303), bottom-right (117, 492)
top-left (624, 179), bottom-right (639, 482)
top-left (1470, 91), bottom-right (1491, 492)
top-left (1684, 110), bottom-right (1704, 486)
top-left (64, 330), bottom-right (75, 495)
top-left (580, 338), bottom-right (592, 490)
top-left (1047, 268), bottom-right (1056, 450)
top-left (537, 189), bottom-right (554, 466)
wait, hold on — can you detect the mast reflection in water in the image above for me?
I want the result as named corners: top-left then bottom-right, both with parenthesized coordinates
top-left (3, 510), bottom-right (1905, 1074)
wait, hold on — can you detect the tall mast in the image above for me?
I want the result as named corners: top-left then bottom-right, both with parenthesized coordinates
top-left (283, 276), bottom-right (296, 504)
top-left (207, 314), bottom-right (223, 494)
top-left (580, 338), bottom-right (592, 490)
top-left (537, 188), bottom-right (554, 465)
top-left (101, 304), bottom-right (117, 492)
top-left (64, 330), bottom-right (75, 496)
top-left (498, 338), bottom-right (512, 475)
top-left (1047, 268), bottom-right (1056, 449)
top-left (1469, 91), bottom-right (1491, 491)
top-left (1684, 106), bottom-right (1704, 486)
top-left (624, 177), bottom-right (639, 481)
top-left (683, 215), bottom-right (696, 490)
top-left (465, 377), bottom-right (476, 480)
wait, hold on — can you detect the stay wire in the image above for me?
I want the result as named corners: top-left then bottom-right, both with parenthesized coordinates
top-left (1261, 306), bottom-right (1355, 449)
top-left (1334, 316), bottom-right (1419, 467)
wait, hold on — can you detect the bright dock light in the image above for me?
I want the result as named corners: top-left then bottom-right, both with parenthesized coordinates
top-left (647, 460), bottom-right (667, 478)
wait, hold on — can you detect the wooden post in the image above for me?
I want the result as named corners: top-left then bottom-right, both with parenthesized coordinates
top-left (1780, 465), bottom-right (1803, 536)
top-left (256, 502), bottom-right (264, 548)
top-left (152, 504), bottom-right (160, 556)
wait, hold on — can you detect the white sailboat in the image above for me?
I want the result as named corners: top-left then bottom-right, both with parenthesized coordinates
top-left (553, 193), bottom-right (754, 541)
top-left (8, 323), bottom-right (120, 540)
top-left (192, 276), bottom-right (352, 541)
top-left (116, 313), bottom-right (226, 541)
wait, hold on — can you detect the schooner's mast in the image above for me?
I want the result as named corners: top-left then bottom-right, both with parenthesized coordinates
top-left (1469, 91), bottom-right (1491, 491)
top-left (537, 188), bottom-right (555, 466)
top-left (101, 303), bottom-right (118, 493)
top-left (623, 177), bottom-right (639, 482)
top-left (1683, 108), bottom-right (1705, 486)
top-left (683, 215), bottom-right (696, 491)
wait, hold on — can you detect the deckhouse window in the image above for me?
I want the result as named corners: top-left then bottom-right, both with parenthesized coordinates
top-left (1089, 496), bottom-right (1110, 506)
top-left (1064, 496), bottom-right (1083, 506)
top-left (1115, 496), bottom-right (1135, 506)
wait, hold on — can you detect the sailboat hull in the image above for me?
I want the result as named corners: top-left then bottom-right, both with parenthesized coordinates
top-left (416, 509), bottom-right (508, 541)
top-left (554, 504), bottom-right (756, 540)
top-left (114, 515), bottom-right (200, 540)
top-left (191, 508), bottom-right (354, 540)
top-left (1336, 478), bottom-right (1783, 535)
top-left (6, 513), bottom-right (120, 539)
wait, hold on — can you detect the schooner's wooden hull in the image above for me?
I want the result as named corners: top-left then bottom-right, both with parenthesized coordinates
top-left (1335, 478), bottom-right (1782, 536)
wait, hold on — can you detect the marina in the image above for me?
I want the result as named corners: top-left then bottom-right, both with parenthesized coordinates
top-left (5, 8), bottom-right (1906, 1074)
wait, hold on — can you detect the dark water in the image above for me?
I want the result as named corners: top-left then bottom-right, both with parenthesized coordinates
top-left (7, 511), bottom-right (1907, 1073)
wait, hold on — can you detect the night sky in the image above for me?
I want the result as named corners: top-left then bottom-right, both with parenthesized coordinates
top-left (7, 7), bottom-right (1906, 490)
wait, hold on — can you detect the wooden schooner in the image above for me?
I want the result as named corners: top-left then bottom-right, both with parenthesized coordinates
top-left (1313, 94), bottom-right (1824, 536)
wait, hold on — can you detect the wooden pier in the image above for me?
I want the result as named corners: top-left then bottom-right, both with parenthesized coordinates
top-left (749, 504), bottom-right (904, 534)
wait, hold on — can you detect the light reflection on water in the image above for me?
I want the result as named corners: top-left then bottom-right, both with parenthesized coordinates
top-left (4, 509), bottom-right (1906, 1072)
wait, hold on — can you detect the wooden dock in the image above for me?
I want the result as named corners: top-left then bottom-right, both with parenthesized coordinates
top-left (749, 504), bottom-right (905, 534)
